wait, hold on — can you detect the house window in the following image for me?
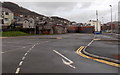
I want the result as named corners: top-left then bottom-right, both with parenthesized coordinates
top-left (30, 21), bottom-right (33, 23)
top-left (24, 21), bottom-right (27, 23)
top-left (5, 12), bottom-right (9, 15)
top-left (5, 18), bottom-right (8, 21)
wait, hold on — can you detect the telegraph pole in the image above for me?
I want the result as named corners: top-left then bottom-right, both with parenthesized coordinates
top-left (109, 5), bottom-right (113, 33)
top-left (96, 10), bottom-right (98, 32)
top-left (102, 17), bottom-right (104, 24)
top-left (115, 13), bottom-right (116, 21)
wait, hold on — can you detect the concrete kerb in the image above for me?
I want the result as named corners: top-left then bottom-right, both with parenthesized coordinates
top-left (76, 35), bottom-right (120, 67)
top-left (76, 45), bottom-right (120, 67)
top-left (102, 33), bottom-right (120, 39)
top-left (81, 46), bottom-right (120, 64)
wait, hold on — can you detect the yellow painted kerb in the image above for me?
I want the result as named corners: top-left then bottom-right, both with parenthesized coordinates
top-left (76, 46), bottom-right (120, 67)
top-left (76, 46), bottom-right (84, 53)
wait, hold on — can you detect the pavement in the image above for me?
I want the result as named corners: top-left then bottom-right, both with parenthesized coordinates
top-left (2, 33), bottom-right (119, 74)
top-left (102, 33), bottom-right (120, 39)
top-left (88, 35), bottom-right (120, 59)
top-left (85, 34), bottom-right (119, 62)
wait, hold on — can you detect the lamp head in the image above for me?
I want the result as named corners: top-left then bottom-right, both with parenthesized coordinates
top-left (109, 5), bottom-right (112, 7)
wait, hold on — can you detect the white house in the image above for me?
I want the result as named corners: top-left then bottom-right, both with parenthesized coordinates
top-left (87, 20), bottom-right (101, 32)
top-left (23, 19), bottom-right (29, 28)
top-left (23, 18), bottom-right (35, 28)
top-left (29, 18), bottom-right (35, 28)
top-left (0, 7), bottom-right (14, 26)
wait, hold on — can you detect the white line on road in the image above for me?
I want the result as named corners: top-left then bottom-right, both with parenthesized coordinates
top-left (24, 53), bottom-right (28, 56)
top-left (53, 50), bottom-right (73, 64)
top-left (45, 41), bottom-right (49, 42)
top-left (27, 50), bottom-right (30, 53)
top-left (22, 47), bottom-right (26, 48)
top-left (29, 48), bottom-right (32, 50)
top-left (22, 57), bottom-right (25, 60)
top-left (87, 40), bottom-right (94, 46)
top-left (62, 59), bottom-right (76, 69)
top-left (53, 50), bottom-right (76, 69)
top-left (19, 61), bottom-right (23, 66)
top-left (1, 46), bottom-right (29, 54)
top-left (32, 46), bottom-right (34, 49)
top-left (15, 41), bottom-right (50, 74)
top-left (15, 67), bottom-right (20, 74)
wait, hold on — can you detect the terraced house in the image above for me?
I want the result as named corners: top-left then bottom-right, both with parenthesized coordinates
top-left (0, 7), bottom-right (14, 29)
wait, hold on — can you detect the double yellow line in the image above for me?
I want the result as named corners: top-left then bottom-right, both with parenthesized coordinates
top-left (76, 46), bottom-right (120, 67)
top-left (76, 46), bottom-right (85, 53)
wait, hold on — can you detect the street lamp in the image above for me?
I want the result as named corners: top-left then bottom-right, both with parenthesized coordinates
top-left (96, 10), bottom-right (98, 32)
top-left (102, 17), bottom-right (104, 24)
top-left (109, 5), bottom-right (113, 33)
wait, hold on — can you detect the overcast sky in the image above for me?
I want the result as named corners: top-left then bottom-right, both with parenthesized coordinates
top-left (2, 0), bottom-right (120, 23)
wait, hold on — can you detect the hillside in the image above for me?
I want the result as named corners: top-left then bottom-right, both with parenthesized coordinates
top-left (2, 2), bottom-right (45, 17)
top-left (2, 2), bottom-right (71, 24)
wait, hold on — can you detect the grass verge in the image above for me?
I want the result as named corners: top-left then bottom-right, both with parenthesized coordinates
top-left (1, 31), bottom-right (31, 37)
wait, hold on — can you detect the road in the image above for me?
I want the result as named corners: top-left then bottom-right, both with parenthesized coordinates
top-left (2, 33), bottom-right (119, 74)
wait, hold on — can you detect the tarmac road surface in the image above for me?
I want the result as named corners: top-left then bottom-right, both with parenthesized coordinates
top-left (2, 33), bottom-right (119, 74)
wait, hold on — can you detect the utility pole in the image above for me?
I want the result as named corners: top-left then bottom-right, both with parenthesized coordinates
top-left (102, 17), bottom-right (104, 24)
top-left (96, 10), bottom-right (98, 32)
top-left (115, 13), bottom-right (116, 21)
top-left (109, 5), bottom-right (113, 33)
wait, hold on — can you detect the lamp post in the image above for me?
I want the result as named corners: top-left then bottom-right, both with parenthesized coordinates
top-left (109, 5), bottom-right (113, 33)
top-left (96, 10), bottom-right (98, 32)
top-left (102, 17), bottom-right (104, 24)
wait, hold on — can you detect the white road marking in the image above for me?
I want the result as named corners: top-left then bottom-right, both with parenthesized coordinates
top-left (29, 48), bottom-right (32, 51)
top-left (27, 50), bottom-right (30, 53)
top-left (62, 59), bottom-right (76, 69)
top-left (22, 47), bottom-right (26, 48)
top-left (87, 40), bottom-right (94, 46)
top-left (32, 46), bottom-right (34, 49)
top-left (53, 50), bottom-right (76, 69)
top-left (45, 41), bottom-right (48, 42)
top-left (15, 41), bottom-right (50, 74)
top-left (15, 67), bottom-right (20, 74)
top-left (81, 38), bottom-right (95, 55)
top-left (1, 46), bottom-right (30, 54)
top-left (22, 57), bottom-right (25, 60)
top-left (24, 53), bottom-right (28, 56)
top-left (53, 50), bottom-right (73, 64)
top-left (19, 61), bottom-right (23, 66)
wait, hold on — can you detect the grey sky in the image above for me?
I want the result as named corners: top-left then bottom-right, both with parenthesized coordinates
top-left (2, 0), bottom-right (120, 23)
